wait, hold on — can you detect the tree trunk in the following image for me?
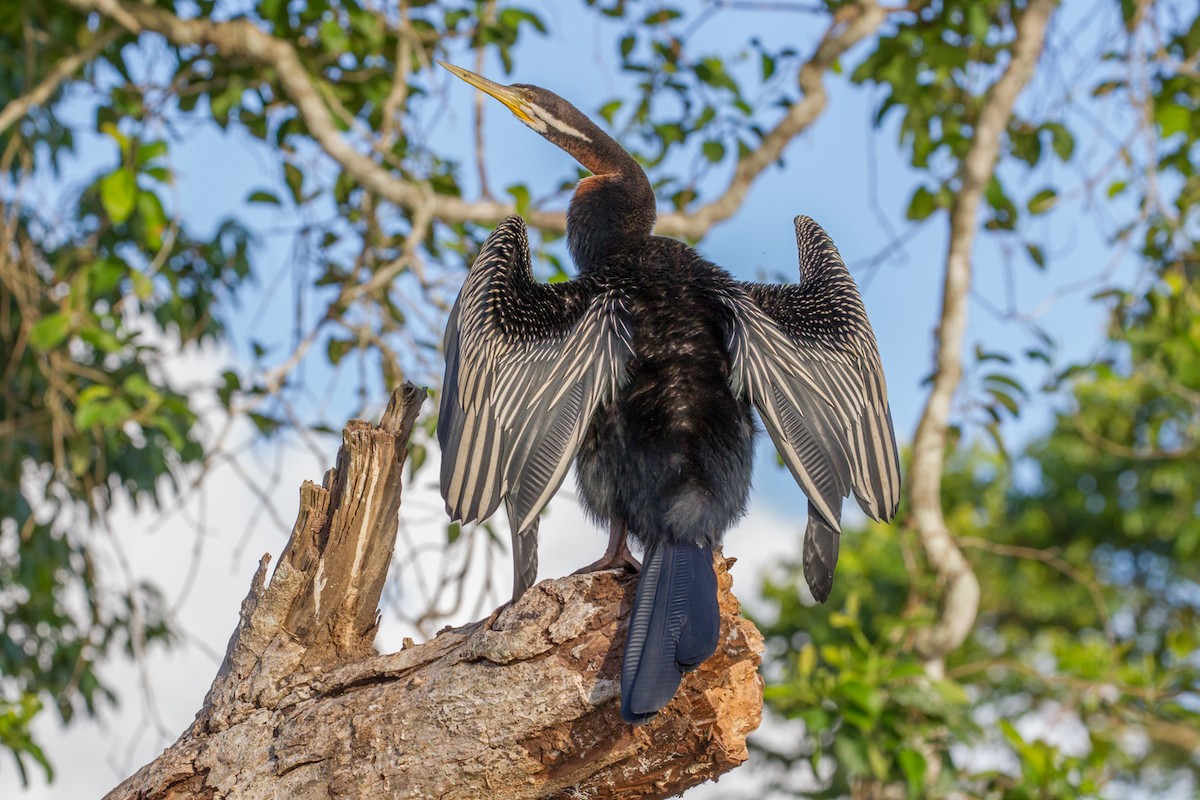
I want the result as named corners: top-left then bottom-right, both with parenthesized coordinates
top-left (105, 383), bottom-right (764, 799)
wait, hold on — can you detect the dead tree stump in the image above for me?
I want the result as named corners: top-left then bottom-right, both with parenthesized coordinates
top-left (105, 383), bottom-right (764, 799)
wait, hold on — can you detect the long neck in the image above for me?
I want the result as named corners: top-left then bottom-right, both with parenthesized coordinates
top-left (560, 127), bottom-right (656, 271)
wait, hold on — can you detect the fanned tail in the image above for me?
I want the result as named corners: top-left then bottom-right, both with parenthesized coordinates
top-left (620, 541), bottom-right (719, 724)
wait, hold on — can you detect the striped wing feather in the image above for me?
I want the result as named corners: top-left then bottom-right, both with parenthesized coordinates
top-left (438, 216), bottom-right (632, 545)
top-left (728, 215), bottom-right (901, 531)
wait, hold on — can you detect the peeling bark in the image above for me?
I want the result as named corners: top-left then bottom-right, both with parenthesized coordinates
top-left (105, 383), bottom-right (763, 799)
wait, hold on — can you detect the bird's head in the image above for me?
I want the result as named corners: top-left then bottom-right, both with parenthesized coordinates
top-left (438, 61), bottom-right (603, 165)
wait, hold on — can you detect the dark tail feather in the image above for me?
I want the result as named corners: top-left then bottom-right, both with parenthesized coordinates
top-left (802, 500), bottom-right (840, 603)
top-left (620, 541), bottom-right (719, 725)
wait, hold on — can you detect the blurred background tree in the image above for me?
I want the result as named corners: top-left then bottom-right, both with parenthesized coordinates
top-left (1, 0), bottom-right (1196, 796)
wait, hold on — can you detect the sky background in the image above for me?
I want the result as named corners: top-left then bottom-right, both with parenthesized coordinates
top-left (3, 2), bottom-right (1153, 797)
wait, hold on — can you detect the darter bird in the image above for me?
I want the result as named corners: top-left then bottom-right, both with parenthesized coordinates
top-left (436, 62), bottom-right (900, 724)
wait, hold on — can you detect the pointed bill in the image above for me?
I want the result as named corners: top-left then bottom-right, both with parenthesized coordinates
top-left (437, 60), bottom-right (535, 126)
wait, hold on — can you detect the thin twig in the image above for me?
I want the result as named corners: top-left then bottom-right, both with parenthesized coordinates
top-left (958, 535), bottom-right (1114, 642)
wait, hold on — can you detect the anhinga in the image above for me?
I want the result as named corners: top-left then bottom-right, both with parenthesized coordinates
top-left (436, 62), bottom-right (900, 725)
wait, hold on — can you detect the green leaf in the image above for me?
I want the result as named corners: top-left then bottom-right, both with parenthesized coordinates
top-left (797, 643), bottom-right (816, 677)
top-left (247, 190), bottom-right (282, 205)
top-left (249, 412), bottom-right (283, 436)
top-left (284, 162), bottom-right (305, 204)
top-left (839, 679), bottom-right (883, 720)
top-left (446, 521), bottom-right (461, 544)
top-left (694, 58), bottom-right (738, 93)
top-left (327, 337), bottom-right (353, 365)
top-left (966, 4), bottom-right (989, 41)
top-left (897, 747), bottom-right (927, 799)
top-left (1156, 103), bottom-right (1190, 138)
top-left (318, 18), bottom-right (349, 54)
top-left (134, 140), bottom-right (168, 167)
top-left (29, 313), bottom-right (71, 350)
top-left (210, 82), bottom-right (243, 125)
top-left (76, 396), bottom-right (132, 429)
top-left (137, 191), bottom-right (167, 250)
top-left (99, 121), bottom-right (130, 157)
top-left (999, 718), bottom-right (1024, 749)
top-left (131, 271), bottom-right (153, 300)
top-left (761, 52), bottom-right (776, 80)
top-left (79, 325), bottom-right (123, 354)
top-left (619, 34), bottom-right (635, 59)
top-left (1047, 123), bottom-right (1075, 161)
top-left (833, 735), bottom-right (870, 775)
top-left (597, 100), bottom-right (622, 125)
top-left (100, 169), bottom-right (138, 224)
top-left (217, 371), bottom-right (240, 408)
top-left (642, 8), bottom-right (681, 24)
top-left (90, 258), bottom-right (126, 295)
top-left (1028, 187), bottom-right (1058, 215)
top-left (906, 186), bottom-right (937, 220)
top-left (702, 140), bottom-right (725, 163)
top-left (505, 183), bottom-right (531, 216)
top-left (1025, 242), bottom-right (1046, 270)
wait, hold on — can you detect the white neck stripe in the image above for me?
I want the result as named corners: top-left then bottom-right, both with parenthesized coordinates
top-left (527, 103), bottom-right (592, 142)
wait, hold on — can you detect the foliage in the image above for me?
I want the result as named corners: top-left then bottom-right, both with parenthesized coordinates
top-left (761, 404), bottom-right (1199, 797)
top-left (0, 3), bottom-right (253, 779)
top-left (752, 1), bottom-right (1200, 796)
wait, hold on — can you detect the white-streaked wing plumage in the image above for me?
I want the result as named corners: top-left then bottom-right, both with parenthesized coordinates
top-left (727, 215), bottom-right (901, 530)
top-left (438, 216), bottom-right (632, 567)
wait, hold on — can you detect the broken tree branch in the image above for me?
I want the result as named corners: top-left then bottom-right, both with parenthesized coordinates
top-left (103, 383), bottom-right (763, 799)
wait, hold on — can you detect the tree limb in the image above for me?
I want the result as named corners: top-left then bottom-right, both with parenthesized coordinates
top-left (62, 0), bottom-right (887, 239)
top-left (0, 26), bottom-right (122, 138)
top-left (908, 0), bottom-right (1058, 671)
top-left (103, 383), bottom-right (764, 799)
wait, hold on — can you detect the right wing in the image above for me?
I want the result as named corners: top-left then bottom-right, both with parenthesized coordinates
top-left (725, 216), bottom-right (900, 600)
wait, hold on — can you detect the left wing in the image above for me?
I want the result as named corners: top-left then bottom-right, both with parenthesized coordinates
top-left (438, 216), bottom-right (633, 598)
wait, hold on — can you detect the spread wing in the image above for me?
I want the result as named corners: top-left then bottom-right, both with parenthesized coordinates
top-left (726, 215), bottom-right (900, 601)
top-left (438, 216), bottom-right (633, 597)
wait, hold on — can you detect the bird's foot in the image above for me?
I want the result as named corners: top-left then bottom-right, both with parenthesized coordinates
top-left (573, 520), bottom-right (640, 576)
top-left (573, 523), bottom-right (641, 575)
top-left (573, 548), bottom-right (642, 575)
top-left (481, 598), bottom-right (514, 631)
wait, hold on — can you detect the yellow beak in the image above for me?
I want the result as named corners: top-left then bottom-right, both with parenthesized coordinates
top-left (437, 61), bottom-right (534, 125)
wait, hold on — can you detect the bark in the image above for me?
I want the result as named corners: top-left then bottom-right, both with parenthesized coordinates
top-left (105, 383), bottom-right (764, 800)
top-left (908, 0), bottom-right (1058, 671)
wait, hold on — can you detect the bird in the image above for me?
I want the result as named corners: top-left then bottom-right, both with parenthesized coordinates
top-left (435, 61), bottom-right (900, 725)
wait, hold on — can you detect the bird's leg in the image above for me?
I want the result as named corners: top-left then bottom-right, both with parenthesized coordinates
top-left (574, 520), bottom-right (641, 574)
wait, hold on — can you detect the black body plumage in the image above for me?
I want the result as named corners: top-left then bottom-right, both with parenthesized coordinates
top-left (436, 63), bottom-right (900, 725)
top-left (574, 238), bottom-right (756, 547)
